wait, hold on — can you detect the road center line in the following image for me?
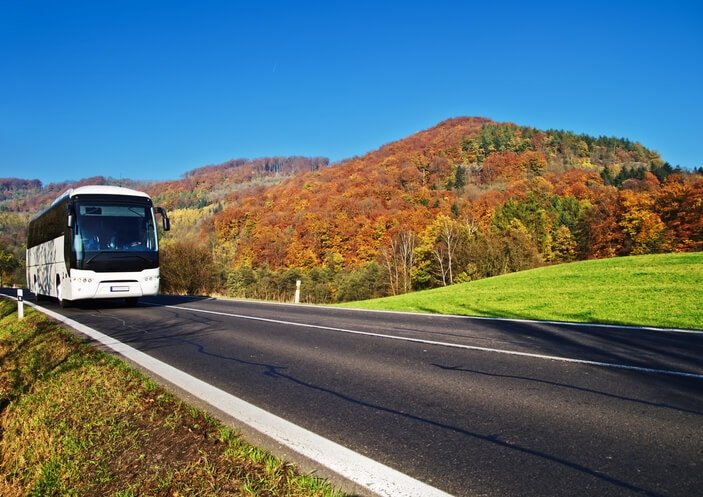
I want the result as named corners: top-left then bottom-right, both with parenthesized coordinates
top-left (163, 303), bottom-right (703, 380)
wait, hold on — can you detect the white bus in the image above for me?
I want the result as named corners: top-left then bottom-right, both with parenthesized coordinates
top-left (26, 185), bottom-right (170, 307)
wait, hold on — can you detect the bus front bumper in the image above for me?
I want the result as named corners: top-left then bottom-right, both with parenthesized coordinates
top-left (67, 270), bottom-right (160, 301)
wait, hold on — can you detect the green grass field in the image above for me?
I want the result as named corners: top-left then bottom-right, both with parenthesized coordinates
top-left (340, 252), bottom-right (703, 330)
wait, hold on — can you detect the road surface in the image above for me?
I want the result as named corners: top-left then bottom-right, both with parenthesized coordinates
top-left (2, 290), bottom-right (702, 497)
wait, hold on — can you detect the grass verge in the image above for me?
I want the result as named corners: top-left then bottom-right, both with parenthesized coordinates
top-left (339, 252), bottom-right (703, 330)
top-left (0, 300), bottom-right (346, 497)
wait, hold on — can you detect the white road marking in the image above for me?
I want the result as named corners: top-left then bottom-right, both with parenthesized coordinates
top-left (191, 297), bottom-right (703, 335)
top-left (20, 300), bottom-right (455, 497)
top-left (159, 303), bottom-right (703, 380)
top-left (341, 306), bottom-right (703, 335)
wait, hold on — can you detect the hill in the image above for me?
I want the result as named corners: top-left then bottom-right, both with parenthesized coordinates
top-left (196, 117), bottom-right (702, 301)
top-left (0, 158), bottom-right (326, 284)
top-left (1, 117), bottom-right (702, 303)
top-left (208, 117), bottom-right (692, 269)
top-left (338, 252), bottom-right (703, 331)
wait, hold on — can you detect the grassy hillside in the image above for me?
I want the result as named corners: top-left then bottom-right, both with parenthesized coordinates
top-left (340, 252), bottom-right (703, 330)
top-left (0, 301), bottom-right (345, 497)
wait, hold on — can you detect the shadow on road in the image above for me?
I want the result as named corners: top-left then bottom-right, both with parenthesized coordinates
top-left (130, 320), bottom-right (671, 497)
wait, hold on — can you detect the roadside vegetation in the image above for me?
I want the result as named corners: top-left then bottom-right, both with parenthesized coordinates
top-left (0, 300), bottom-right (346, 497)
top-left (339, 252), bottom-right (703, 331)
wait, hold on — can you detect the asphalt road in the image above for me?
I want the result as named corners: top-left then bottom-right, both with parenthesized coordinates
top-left (3, 290), bottom-right (702, 497)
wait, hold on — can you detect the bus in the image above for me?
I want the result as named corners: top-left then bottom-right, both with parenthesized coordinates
top-left (26, 185), bottom-right (170, 307)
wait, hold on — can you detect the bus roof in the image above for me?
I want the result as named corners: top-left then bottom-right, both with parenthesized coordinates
top-left (53, 185), bottom-right (151, 205)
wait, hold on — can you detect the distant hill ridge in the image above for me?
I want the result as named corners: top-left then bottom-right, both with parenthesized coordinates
top-left (0, 116), bottom-right (682, 212)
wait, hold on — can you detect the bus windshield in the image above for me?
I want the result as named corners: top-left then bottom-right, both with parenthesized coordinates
top-left (73, 201), bottom-right (158, 271)
top-left (75, 202), bottom-right (158, 252)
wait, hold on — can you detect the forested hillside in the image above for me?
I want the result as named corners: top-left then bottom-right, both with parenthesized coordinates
top-left (1, 117), bottom-right (701, 302)
top-left (0, 158), bottom-right (327, 285)
top-left (197, 117), bottom-right (702, 301)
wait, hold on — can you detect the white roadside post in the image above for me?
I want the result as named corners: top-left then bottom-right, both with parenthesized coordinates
top-left (17, 288), bottom-right (24, 320)
top-left (294, 279), bottom-right (301, 304)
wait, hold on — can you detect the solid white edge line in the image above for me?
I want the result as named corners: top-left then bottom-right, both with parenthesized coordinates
top-left (337, 306), bottom-right (703, 335)
top-left (12, 298), bottom-right (454, 497)
top-left (199, 296), bottom-right (703, 335)
top-left (158, 303), bottom-right (703, 380)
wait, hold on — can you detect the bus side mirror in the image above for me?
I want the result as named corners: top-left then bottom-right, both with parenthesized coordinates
top-left (155, 207), bottom-right (170, 231)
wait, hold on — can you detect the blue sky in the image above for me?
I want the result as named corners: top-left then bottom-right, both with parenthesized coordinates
top-left (2, 1), bottom-right (701, 184)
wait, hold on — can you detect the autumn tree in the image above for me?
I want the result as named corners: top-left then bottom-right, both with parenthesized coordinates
top-left (455, 224), bottom-right (542, 281)
top-left (577, 189), bottom-right (624, 258)
top-left (381, 230), bottom-right (418, 295)
top-left (492, 194), bottom-right (551, 257)
top-left (160, 239), bottom-right (217, 295)
top-left (502, 220), bottom-right (544, 272)
top-left (0, 245), bottom-right (19, 287)
top-left (414, 215), bottom-right (476, 287)
top-left (334, 263), bottom-right (386, 302)
top-left (550, 225), bottom-right (578, 262)
top-left (654, 175), bottom-right (703, 251)
top-left (619, 190), bottom-right (670, 254)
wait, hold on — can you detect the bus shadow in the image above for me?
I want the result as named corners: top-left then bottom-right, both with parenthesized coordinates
top-left (141, 295), bottom-right (212, 306)
top-left (25, 294), bottom-right (212, 310)
top-left (74, 295), bottom-right (212, 309)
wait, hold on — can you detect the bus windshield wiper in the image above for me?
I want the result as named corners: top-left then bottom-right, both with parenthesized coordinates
top-left (113, 253), bottom-right (152, 263)
top-left (84, 252), bottom-right (108, 265)
top-left (84, 252), bottom-right (152, 265)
